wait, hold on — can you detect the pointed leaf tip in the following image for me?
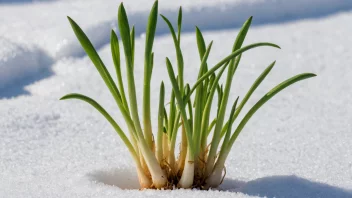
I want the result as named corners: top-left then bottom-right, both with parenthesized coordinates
top-left (67, 16), bottom-right (74, 24)
top-left (60, 95), bottom-right (69, 100)
top-left (119, 2), bottom-right (125, 11)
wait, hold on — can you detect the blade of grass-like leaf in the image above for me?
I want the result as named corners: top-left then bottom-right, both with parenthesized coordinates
top-left (226, 73), bottom-right (316, 152)
top-left (68, 17), bottom-right (121, 104)
top-left (67, 17), bottom-right (138, 140)
top-left (195, 29), bottom-right (211, 98)
top-left (111, 30), bottom-right (130, 115)
top-left (171, 111), bottom-right (182, 141)
top-left (206, 53), bottom-right (241, 176)
top-left (193, 80), bottom-right (204, 159)
top-left (228, 16), bottom-right (251, 76)
top-left (143, 0), bottom-right (158, 149)
top-left (184, 42), bottom-right (280, 104)
top-left (207, 118), bottom-right (217, 137)
top-left (221, 61), bottom-right (276, 137)
top-left (177, 7), bottom-right (182, 46)
top-left (165, 58), bottom-right (194, 155)
top-left (206, 19), bottom-right (247, 172)
top-left (207, 73), bottom-right (216, 95)
top-left (232, 16), bottom-right (252, 52)
top-left (192, 41), bottom-right (213, 158)
top-left (199, 65), bottom-right (227, 152)
top-left (197, 41), bottom-right (213, 79)
top-left (208, 97), bottom-right (239, 188)
top-left (144, 0), bottom-right (158, 80)
top-left (163, 107), bottom-right (169, 132)
top-left (156, 82), bottom-right (165, 163)
top-left (118, 3), bottom-right (145, 141)
top-left (184, 84), bottom-right (193, 122)
top-left (216, 85), bottom-right (222, 114)
top-left (195, 26), bottom-right (207, 62)
top-left (60, 93), bottom-right (137, 157)
top-left (130, 26), bottom-right (135, 69)
top-left (150, 52), bottom-right (154, 76)
top-left (183, 41), bottom-right (213, 106)
top-left (119, 6), bottom-right (168, 185)
top-left (220, 97), bottom-right (239, 149)
top-left (168, 91), bottom-right (176, 140)
top-left (118, 4), bottom-right (133, 66)
top-left (161, 14), bottom-right (184, 93)
top-left (195, 27), bottom-right (210, 105)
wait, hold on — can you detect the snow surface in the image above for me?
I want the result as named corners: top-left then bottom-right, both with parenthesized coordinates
top-left (1, 0), bottom-right (352, 91)
top-left (0, 38), bottom-right (52, 93)
top-left (1, 0), bottom-right (352, 197)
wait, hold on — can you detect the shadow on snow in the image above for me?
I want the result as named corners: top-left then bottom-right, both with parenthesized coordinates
top-left (222, 175), bottom-right (352, 198)
top-left (0, 68), bottom-right (53, 99)
top-left (88, 168), bottom-right (352, 197)
top-left (0, 48), bottom-right (54, 99)
top-left (57, 0), bottom-right (352, 58)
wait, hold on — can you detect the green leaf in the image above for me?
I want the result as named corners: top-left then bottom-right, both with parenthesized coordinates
top-left (60, 93), bottom-right (136, 156)
top-left (161, 14), bottom-right (184, 93)
top-left (185, 42), bottom-right (280, 104)
top-left (67, 17), bottom-right (121, 104)
top-left (118, 3), bottom-right (145, 144)
top-left (165, 58), bottom-right (194, 155)
top-left (184, 84), bottom-right (193, 122)
top-left (168, 90), bottom-right (176, 139)
top-left (130, 26), bottom-right (135, 69)
top-left (195, 26), bottom-right (207, 61)
top-left (199, 64), bottom-right (228, 151)
top-left (142, 1), bottom-right (159, 149)
top-left (177, 7), bottom-right (182, 45)
top-left (221, 61), bottom-right (276, 137)
top-left (163, 107), bottom-right (169, 131)
top-left (221, 97), bottom-right (239, 148)
top-left (207, 118), bottom-right (217, 137)
top-left (227, 73), bottom-right (317, 151)
top-left (232, 16), bottom-right (252, 51)
top-left (118, 4), bottom-right (133, 67)
top-left (144, 0), bottom-right (158, 79)
top-left (156, 81), bottom-right (165, 162)
top-left (111, 30), bottom-right (130, 114)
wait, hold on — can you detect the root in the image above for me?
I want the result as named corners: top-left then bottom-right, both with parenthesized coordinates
top-left (162, 158), bottom-right (177, 177)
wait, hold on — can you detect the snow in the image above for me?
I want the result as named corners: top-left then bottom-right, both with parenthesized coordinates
top-left (1, 0), bottom-right (352, 197)
top-left (0, 38), bottom-right (52, 90)
top-left (1, 0), bottom-right (352, 90)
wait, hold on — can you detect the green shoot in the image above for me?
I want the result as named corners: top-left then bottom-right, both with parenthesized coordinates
top-left (61, 0), bottom-right (316, 190)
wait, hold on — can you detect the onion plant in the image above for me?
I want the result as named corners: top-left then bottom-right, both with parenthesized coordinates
top-left (61, 1), bottom-right (316, 189)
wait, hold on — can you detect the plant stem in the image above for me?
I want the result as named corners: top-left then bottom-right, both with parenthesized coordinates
top-left (143, 1), bottom-right (158, 149)
top-left (177, 123), bottom-right (187, 173)
top-left (178, 147), bottom-right (194, 188)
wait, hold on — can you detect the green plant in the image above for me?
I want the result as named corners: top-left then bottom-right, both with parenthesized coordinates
top-left (60, 0), bottom-right (316, 189)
